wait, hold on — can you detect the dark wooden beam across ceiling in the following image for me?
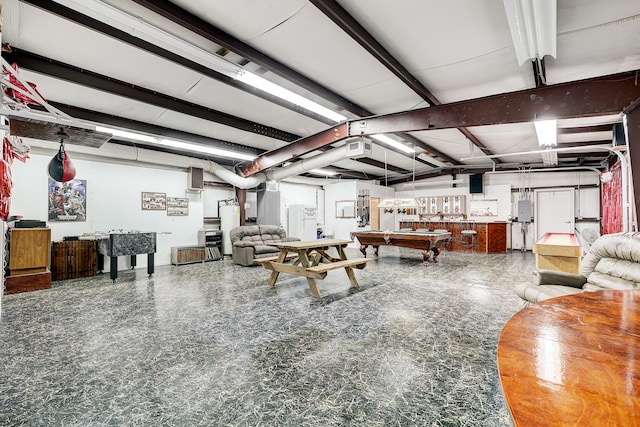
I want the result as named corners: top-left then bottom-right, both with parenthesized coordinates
top-left (354, 158), bottom-right (408, 173)
top-left (240, 69), bottom-right (640, 176)
top-left (50, 103), bottom-right (263, 157)
top-left (355, 71), bottom-right (640, 134)
top-left (309, 0), bottom-right (496, 159)
top-left (19, 0), bottom-right (340, 125)
top-left (558, 124), bottom-right (614, 134)
top-left (131, 0), bottom-right (459, 167)
top-left (130, 0), bottom-right (371, 118)
top-left (7, 49), bottom-right (300, 142)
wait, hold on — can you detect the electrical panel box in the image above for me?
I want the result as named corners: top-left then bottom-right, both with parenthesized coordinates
top-left (517, 200), bottom-right (532, 223)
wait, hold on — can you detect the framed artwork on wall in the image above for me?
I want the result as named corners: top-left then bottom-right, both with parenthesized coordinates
top-left (48, 178), bottom-right (87, 222)
top-left (141, 192), bottom-right (166, 210)
top-left (167, 197), bottom-right (189, 216)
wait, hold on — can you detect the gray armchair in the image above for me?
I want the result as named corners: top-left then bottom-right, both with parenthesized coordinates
top-left (229, 224), bottom-right (300, 266)
top-left (516, 232), bottom-right (640, 307)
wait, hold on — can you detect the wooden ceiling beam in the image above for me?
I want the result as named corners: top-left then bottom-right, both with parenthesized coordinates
top-left (240, 70), bottom-right (640, 176)
top-left (309, 0), bottom-right (496, 159)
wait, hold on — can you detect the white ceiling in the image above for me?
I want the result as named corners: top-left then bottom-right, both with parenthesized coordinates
top-left (1, 0), bottom-right (639, 181)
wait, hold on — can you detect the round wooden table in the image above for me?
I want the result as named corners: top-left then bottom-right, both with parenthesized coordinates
top-left (498, 289), bottom-right (640, 426)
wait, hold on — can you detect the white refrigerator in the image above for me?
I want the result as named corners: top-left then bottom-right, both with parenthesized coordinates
top-left (288, 205), bottom-right (317, 241)
top-left (220, 204), bottom-right (240, 255)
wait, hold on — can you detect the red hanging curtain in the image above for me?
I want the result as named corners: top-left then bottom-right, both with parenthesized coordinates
top-left (600, 161), bottom-right (623, 235)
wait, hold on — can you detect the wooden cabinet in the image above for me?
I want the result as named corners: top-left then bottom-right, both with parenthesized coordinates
top-left (171, 246), bottom-right (208, 265)
top-left (51, 240), bottom-right (97, 281)
top-left (5, 228), bottom-right (52, 293)
top-left (398, 221), bottom-right (508, 254)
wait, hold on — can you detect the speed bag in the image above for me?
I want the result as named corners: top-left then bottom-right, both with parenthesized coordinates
top-left (48, 144), bottom-right (76, 182)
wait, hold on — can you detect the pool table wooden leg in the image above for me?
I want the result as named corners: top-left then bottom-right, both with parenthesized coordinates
top-left (432, 247), bottom-right (441, 263)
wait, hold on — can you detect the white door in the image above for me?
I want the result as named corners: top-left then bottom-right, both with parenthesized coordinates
top-left (534, 189), bottom-right (574, 240)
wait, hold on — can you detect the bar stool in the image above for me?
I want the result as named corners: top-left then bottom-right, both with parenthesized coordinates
top-left (459, 221), bottom-right (477, 252)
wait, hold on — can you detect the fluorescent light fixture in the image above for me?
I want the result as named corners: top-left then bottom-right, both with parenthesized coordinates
top-left (540, 149), bottom-right (558, 166)
top-left (503, 0), bottom-right (557, 65)
top-left (534, 119), bottom-right (557, 148)
top-left (309, 168), bottom-right (337, 176)
top-left (460, 145), bottom-right (612, 161)
top-left (55, 1), bottom-right (348, 123)
top-left (235, 70), bottom-right (347, 123)
top-left (96, 126), bottom-right (156, 143)
top-left (96, 125), bottom-right (256, 161)
top-left (157, 138), bottom-right (257, 161)
top-left (371, 134), bottom-right (414, 153)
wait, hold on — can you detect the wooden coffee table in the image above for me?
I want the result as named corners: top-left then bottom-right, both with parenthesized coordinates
top-left (498, 290), bottom-right (640, 426)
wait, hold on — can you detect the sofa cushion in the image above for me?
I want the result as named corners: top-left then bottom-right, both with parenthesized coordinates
top-left (259, 224), bottom-right (287, 240)
top-left (254, 245), bottom-right (278, 255)
top-left (230, 225), bottom-right (261, 243)
top-left (261, 237), bottom-right (279, 245)
top-left (585, 269), bottom-right (639, 291)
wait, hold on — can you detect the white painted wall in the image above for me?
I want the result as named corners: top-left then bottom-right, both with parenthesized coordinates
top-left (8, 150), bottom-right (604, 269)
top-left (394, 170), bottom-right (602, 250)
top-left (10, 153), bottom-right (205, 268)
top-left (323, 181), bottom-right (358, 246)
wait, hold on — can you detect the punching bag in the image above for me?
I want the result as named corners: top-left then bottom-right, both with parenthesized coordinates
top-left (48, 143), bottom-right (76, 182)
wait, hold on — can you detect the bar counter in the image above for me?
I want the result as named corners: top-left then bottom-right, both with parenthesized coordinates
top-left (398, 220), bottom-right (507, 253)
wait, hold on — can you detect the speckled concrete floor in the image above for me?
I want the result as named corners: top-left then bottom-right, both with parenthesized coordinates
top-left (0, 247), bottom-right (534, 426)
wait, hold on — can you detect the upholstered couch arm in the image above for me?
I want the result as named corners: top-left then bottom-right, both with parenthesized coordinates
top-left (232, 245), bottom-right (255, 266)
top-left (533, 269), bottom-right (587, 288)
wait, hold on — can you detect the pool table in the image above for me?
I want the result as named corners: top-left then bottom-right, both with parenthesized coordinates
top-left (350, 230), bottom-right (451, 265)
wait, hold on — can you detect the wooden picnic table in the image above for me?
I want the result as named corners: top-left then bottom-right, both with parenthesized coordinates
top-left (257, 238), bottom-right (371, 297)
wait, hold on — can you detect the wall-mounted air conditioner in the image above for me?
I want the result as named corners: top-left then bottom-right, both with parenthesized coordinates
top-left (346, 139), bottom-right (372, 158)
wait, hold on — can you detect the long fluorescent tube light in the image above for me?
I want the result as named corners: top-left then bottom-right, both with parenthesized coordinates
top-left (96, 126), bottom-right (156, 143)
top-left (55, 1), bottom-right (348, 123)
top-left (503, 0), bottom-right (557, 65)
top-left (540, 149), bottom-right (558, 166)
top-left (460, 145), bottom-right (612, 161)
top-left (534, 119), bottom-right (557, 148)
top-left (235, 70), bottom-right (347, 123)
top-left (309, 168), bottom-right (338, 176)
top-left (371, 134), bottom-right (414, 153)
top-left (157, 138), bottom-right (257, 161)
top-left (96, 126), bottom-right (257, 161)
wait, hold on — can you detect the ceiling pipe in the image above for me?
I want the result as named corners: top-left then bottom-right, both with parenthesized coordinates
top-left (486, 166), bottom-right (601, 174)
top-left (266, 146), bottom-right (349, 181)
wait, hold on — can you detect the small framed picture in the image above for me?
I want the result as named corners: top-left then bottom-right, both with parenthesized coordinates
top-left (141, 192), bottom-right (167, 210)
top-left (167, 197), bottom-right (189, 216)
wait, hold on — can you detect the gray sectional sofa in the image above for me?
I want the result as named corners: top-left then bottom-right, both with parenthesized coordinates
top-left (229, 224), bottom-right (301, 266)
top-left (516, 232), bottom-right (640, 307)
